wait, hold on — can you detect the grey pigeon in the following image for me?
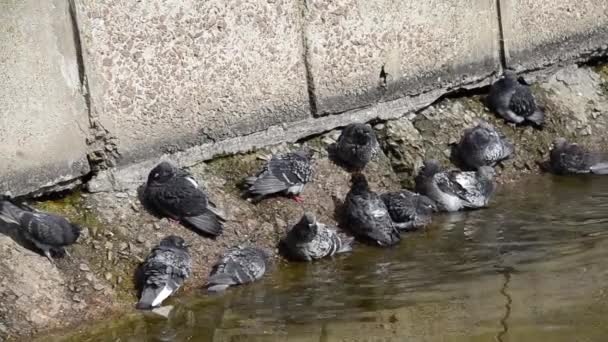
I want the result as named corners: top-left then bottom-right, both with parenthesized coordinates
top-left (549, 138), bottom-right (608, 175)
top-left (137, 235), bottom-right (192, 310)
top-left (455, 121), bottom-right (515, 169)
top-left (144, 161), bottom-right (225, 237)
top-left (344, 174), bottom-right (401, 247)
top-left (415, 160), bottom-right (495, 212)
top-left (487, 70), bottom-right (544, 126)
top-left (380, 190), bottom-right (437, 231)
top-left (280, 213), bottom-right (354, 261)
top-left (328, 123), bottom-right (379, 172)
top-left (242, 150), bottom-right (314, 203)
top-left (206, 246), bottom-right (269, 292)
top-left (0, 198), bottom-right (80, 264)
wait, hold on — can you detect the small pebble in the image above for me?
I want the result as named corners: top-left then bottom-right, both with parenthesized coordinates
top-left (115, 192), bottom-right (128, 198)
top-left (119, 242), bottom-right (128, 251)
top-left (93, 283), bottom-right (104, 291)
top-left (79, 263), bottom-right (90, 272)
top-left (136, 235), bottom-right (145, 244)
top-left (104, 272), bottom-right (113, 281)
top-left (72, 295), bottom-right (82, 303)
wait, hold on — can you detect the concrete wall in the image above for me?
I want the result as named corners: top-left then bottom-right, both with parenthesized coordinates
top-left (0, 0), bottom-right (90, 196)
top-left (1, 0), bottom-right (608, 196)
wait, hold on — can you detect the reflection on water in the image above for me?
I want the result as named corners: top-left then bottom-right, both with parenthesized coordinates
top-left (45, 175), bottom-right (608, 342)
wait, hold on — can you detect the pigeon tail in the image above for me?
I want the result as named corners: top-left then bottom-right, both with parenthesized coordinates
top-left (137, 285), bottom-right (174, 310)
top-left (0, 199), bottom-right (24, 225)
top-left (182, 208), bottom-right (225, 237)
top-left (590, 162), bottom-right (608, 175)
top-left (527, 109), bottom-right (544, 126)
top-left (206, 274), bottom-right (236, 292)
top-left (337, 236), bottom-right (355, 254)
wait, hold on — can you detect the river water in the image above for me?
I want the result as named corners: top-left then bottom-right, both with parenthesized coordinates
top-left (46, 175), bottom-right (608, 342)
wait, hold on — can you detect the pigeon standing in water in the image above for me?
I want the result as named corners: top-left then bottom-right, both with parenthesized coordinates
top-left (242, 150), bottom-right (314, 203)
top-left (328, 123), bottom-right (379, 172)
top-left (549, 138), bottom-right (608, 175)
top-left (137, 235), bottom-right (192, 310)
top-left (415, 160), bottom-right (496, 212)
top-left (144, 161), bottom-right (225, 237)
top-left (380, 190), bottom-right (437, 231)
top-left (0, 198), bottom-right (81, 264)
top-left (280, 213), bottom-right (354, 261)
top-left (487, 70), bottom-right (544, 126)
top-left (206, 246), bottom-right (270, 292)
top-left (455, 121), bottom-right (514, 169)
top-left (344, 174), bottom-right (400, 247)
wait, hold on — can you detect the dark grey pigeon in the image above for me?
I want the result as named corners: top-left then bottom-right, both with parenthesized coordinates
top-left (415, 159), bottom-right (495, 212)
top-left (487, 70), bottom-right (544, 126)
top-left (242, 150), bottom-right (314, 203)
top-left (455, 121), bottom-right (515, 170)
top-left (328, 123), bottom-right (379, 172)
top-left (344, 174), bottom-right (400, 247)
top-left (206, 246), bottom-right (269, 292)
top-left (0, 198), bottom-right (80, 264)
top-left (280, 213), bottom-right (354, 261)
top-left (380, 190), bottom-right (437, 231)
top-left (549, 138), bottom-right (608, 175)
top-left (137, 235), bottom-right (192, 310)
top-left (144, 161), bottom-right (225, 237)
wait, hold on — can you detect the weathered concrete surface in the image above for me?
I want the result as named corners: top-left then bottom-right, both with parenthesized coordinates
top-left (303, 0), bottom-right (500, 116)
top-left (502, 0), bottom-right (608, 69)
top-left (379, 65), bottom-right (608, 188)
top-left (0, 0), bottom-right (90, 197)
top-left (74, 0), bottom-right (310, 166)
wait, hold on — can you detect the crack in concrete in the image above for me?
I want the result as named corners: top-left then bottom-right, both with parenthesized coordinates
top-left (495, 0), bottom-right (508, 70)
top-left (300, 0), bottom-right (318, 117)
top-left (496, 268), bottom-right (513, 342)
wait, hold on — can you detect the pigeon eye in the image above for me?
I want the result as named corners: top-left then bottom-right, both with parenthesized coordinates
top-left (153, 173), bottom-right (160, 178)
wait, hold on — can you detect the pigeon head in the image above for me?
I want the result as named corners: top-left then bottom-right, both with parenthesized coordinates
top-left (160, 235), bottom-right (188, 249)
top-left (349, 124), bottom-right (375, 145)
top-left (66, 223), bottom-right (82, 243)
top-left (503, 68), bottom-right (518, 80)
top-left (552, 137), bottom-right (568, 150)
top-left (477, 166), bottom-right (496, 179)
top-left (148, 161), bottom-right (177, 185)
top-left (420, 159), bottom-right (442, 178)
top-left (294, 148), bottom-right (314, 160)
top-left (292, 213), bottom-right (318, 242)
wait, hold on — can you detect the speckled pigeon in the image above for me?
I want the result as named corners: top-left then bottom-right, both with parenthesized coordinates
top-left (344, 174), bottom-right (401, 247)
top-left (0, 198), bottom-right (81, 264)
top-left (380, 190), bottom-right (437, 231)
top-left (549, 138), bottom-right (608, 175)
top-left (455, 121), bottom-right (515, 169)
top-left (415, 159), bottom-right (496, 212)
top-left (242, 150), bottom-right (314, 203)
top-left (144, 161), bottom-right (225, 237)
top-left (328, 123), bottom-right (379, 172)
top-left (487, 70), bottom-right (544, 126)
top-left (136, 235), bottom-right (192, 310)
top-left (280, 212), bottom-right (354, 261)
top-left (206, 246), bottom-right (270, 292)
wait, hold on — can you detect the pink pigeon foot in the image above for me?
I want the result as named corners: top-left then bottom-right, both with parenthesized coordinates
top-left (292, 195), bottom-right (304, 203)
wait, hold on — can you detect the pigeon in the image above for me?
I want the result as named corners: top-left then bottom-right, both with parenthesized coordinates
top-left (487, 70), bottom-right (544, 126)
top-left (242, 150), bottom-right (314, 203)
top-left (328, 123), bottom-right (379, 172)
top-left (343, 174), bottom-right (401, 247)
top-left (136, 235), bottom-right (192, 310)
top-left (380, 190), bottom-right (437, 231)
top-left (549, 138), bottom-right (608, 175)
top-left (144, 161), bottom-right (225, 237)
top-left (455, 121), bottom-right (514, 169)
top-left (415, 159), bottom-right (496, 212)
top-left (0, 198), bottom-right (81, 264)
top-left (206, 246), bottom-right (269, 292)
top-left (279, 212), bottom-right (354, 261)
